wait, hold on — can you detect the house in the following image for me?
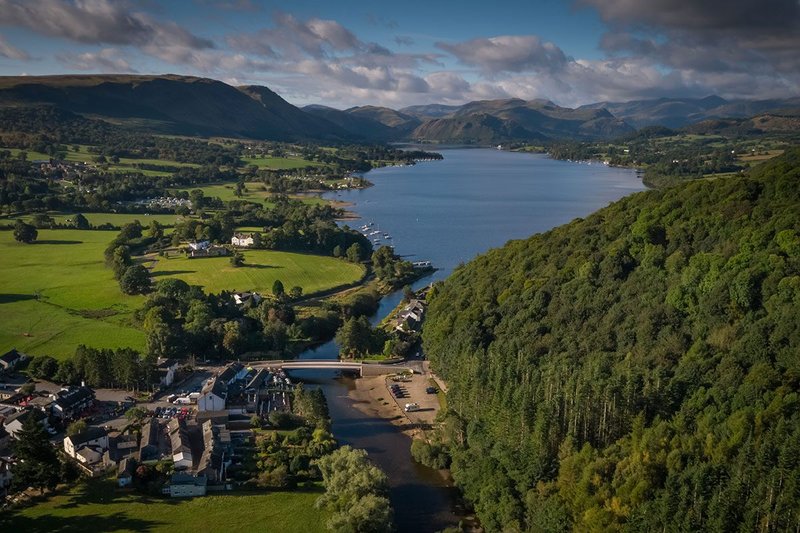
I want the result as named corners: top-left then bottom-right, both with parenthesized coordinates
top-left (51, 386), bottom-right (95, 420)
top-left (0, 457), bottom-right (12, 496)
top-left (64, 427), bottom-right (109, 464)
top-left (218, 362), bottom-right (248, 385)
top-left (231, 233), bottom-right (255, 247)
top-left (139, 419), bottom-right (161, 462)
top-left (189, 245), bottom-right (228, 258)
top-left (157, 358), bottom-right (179, 388)
top-left (233, 292), bottom-right (263, 306)
top-left (195, 420), bottom-right (231, 483)
top-left (197, 377), bottom-right (227, 412)
top-left (188, 241), bottom-right (211, 252)
top-left (168, 418), bottom-right (193, 470)
top-left (3, 408), bottom-right (48, 438)
top-left (394, 299), bottom-right (426, 332)
top-left (165, 472), bottom-right (207, 497)
top-left (0, 349), bottom-right (28, 373)
top-left (118, 457), bottom-right (135, 488)
top-left (108, 431), bottom-right (139, 463)
top-left (0, 384), bottom-right (19, 401)
top-left (245, 369), bottom-right (271, 407)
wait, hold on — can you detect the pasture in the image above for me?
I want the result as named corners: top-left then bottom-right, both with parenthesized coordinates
top-left (0, 229), bottom-right (146, 358)
top-left (175, 181), bottom-right (330, 206)
top-left (0, 479), bottom-right (328, 533)
top-left (149, 249), bottom-right (364, 296)
top-left (0, 228), bottom-right (363, 358)
top-left (240, 155), bottom-right (321, 169)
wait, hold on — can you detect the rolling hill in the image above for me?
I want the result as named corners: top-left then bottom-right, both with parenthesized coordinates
top-left (580, 95), bottom-right (800, 129)
top-left (410, 98), bottom-right (634, 142)
top-left (0, 74), bottom-right (349, 141)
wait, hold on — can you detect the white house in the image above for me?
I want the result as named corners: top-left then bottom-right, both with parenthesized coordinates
top-left (231, 233), bottom-right (255, 247)
top-left (168, 418), bottom-right (193, 470)
top-left (3, 408), bottom-right (48, 438)
top-left (157, 359), bottom-right (179, 388)
top-left (0, 349), bottom-right (28, 373)
top-left (166, 472), bottom-right (207, 497)
top-left (64, 427), bottom-right (109, 463)
top-left (197, 378), bottom-right (227, 412)
top-left (188, 241), bottom-right (211, 251)
top-left (51, 386), bottom-right (95, 420)
top-left (233, 292), bottom-right (262, 306)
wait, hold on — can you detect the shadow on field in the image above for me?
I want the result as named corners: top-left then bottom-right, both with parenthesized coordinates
top-left (151, 270), bottom-right (193, 277)
top-left (243, 264), bottom-right (281, 269)
top-left (0, 293), bottom-right (37, 304)
top-left (33, 239), bottom-right (83, 245)
top-left (2, 512), bottom-right (164, 533)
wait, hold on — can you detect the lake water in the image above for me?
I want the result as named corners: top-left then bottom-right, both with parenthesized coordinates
top-left (295, 148), bottom-right (645, 532)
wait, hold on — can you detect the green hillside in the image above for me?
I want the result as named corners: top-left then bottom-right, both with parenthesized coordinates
top-left (423, 148), bottom-right (800, 531)
top-left (0, 74), bottom-right (347, 141)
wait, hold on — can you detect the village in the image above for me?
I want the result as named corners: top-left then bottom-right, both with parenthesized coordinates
top-left (0, 333), bottom-right (443, 505)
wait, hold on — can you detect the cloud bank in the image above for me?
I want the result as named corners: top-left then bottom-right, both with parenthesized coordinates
top-left (0, 0), bottom-right (796, 108)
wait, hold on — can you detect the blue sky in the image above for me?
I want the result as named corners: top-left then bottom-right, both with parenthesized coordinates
top-left (0, 0), bottom-right (797, 108)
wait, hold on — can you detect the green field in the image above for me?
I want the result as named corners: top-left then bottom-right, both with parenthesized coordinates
top-left (150, 249), bottom-right (365, 296)
top-left (10, 212), bottom-right (186, 227)
top-left (0, 229), bottom-right (146, 358)
top-left (4, 146), bottom-right (200, 176)
top-left (240, 155), bottom-right (321, 169)
top-left (0, 479), bottom-right (329, 533)
top-left (0, 228), bottom-right (364, 358)
top-left (175, 181), bottom-right (330, 206)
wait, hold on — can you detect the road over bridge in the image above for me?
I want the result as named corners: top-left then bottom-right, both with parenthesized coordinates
top-left (249, 359), bottom-right (417, 377)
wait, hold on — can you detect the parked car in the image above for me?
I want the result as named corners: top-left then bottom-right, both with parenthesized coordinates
top-left (404, 403), bottom-right (420, 412)
top-left (426, 387), bottom-right (438, 394)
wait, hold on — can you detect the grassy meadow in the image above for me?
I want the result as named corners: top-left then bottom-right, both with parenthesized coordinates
top-left (0, 227), bottom-right (364, 358)
top-left (0, 479), bottom-right (329, 533)
top-left (10, 212), bottom-right (185, 228)
top-left (4, 145), bottom-right (200, 176)
top-left (175, 181), bottom-right (330, 207)
top-left (0, 229), bottom-right (146, 358)
top-left (149, 249), bottom-right (365, 296)
top-left (240, 154), bottom-right (321, 169)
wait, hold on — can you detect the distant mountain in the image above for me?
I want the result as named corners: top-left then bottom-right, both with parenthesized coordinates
top-left (411, 113), bottom-right (548, 144)
top-left (0, 74), bottom-right (349, 141)
top-left (411, 98), bottom-right (633, 143)
top-left (343, 105), bottom-right (422, 136)
top-left (684, 110), bottom-right (800, 136)
top-left (399, 103), bottom-right (461, 120)
top-left (303, 104), bottom-right (397, 141)
top-left (580, 95), bottom-right (800, 129)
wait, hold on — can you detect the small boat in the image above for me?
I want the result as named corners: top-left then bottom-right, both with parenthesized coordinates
top-left (383, 233), bottom-right (390, 239)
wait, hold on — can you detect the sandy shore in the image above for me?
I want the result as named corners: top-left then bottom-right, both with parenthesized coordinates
top-left (347, 374), bottom-right (428, 440)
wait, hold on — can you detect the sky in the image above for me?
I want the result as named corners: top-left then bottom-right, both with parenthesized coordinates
top-left (0, 0), bottom-right (797, 109)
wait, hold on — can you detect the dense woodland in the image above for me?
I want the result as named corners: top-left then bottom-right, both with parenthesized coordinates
top-left (423, 148), bottom-right (800, 531)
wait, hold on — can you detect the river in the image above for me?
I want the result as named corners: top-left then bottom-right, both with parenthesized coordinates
top-left (293, 148), bottom-right (645, 532)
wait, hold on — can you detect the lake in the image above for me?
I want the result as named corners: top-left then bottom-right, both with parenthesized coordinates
top-left (295, 148), bottom-right (645, 532)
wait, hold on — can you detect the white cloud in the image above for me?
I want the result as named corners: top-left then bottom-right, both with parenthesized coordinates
top-left (0, 33), bottom-right (28, 60)
top-left (58, 47), bottom-right (134, 72)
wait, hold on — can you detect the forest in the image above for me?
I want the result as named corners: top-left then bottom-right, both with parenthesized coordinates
top-left (422, 148), bottom-right (800, 531)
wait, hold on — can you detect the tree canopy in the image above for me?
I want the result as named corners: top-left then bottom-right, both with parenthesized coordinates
top-left (423, 148), bottom-right (800, 531)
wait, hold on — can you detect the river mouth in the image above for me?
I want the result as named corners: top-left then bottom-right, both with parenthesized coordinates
top-left (294, 147), bottom-right (645, 532)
